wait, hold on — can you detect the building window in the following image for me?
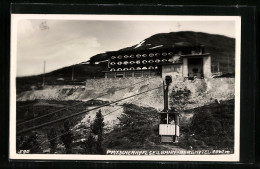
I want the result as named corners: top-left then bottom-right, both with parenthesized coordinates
top-left (155, 53), bottom-right (160, 57)
top-left (129, 67), bottom-right (135, 70)
top-left (117, 61), bottom-right (122, 65)
top-left (117, 68), bottom-right (122, 71)
top-left (148, 66), bottom-right (154, 69)
top-left (125, 72), bottom-right (133, 77)
top-left (155, 59), bottom-right (160, 63)
top-left (116, 73), bottom-right (124, 78)
top-left (162, 52), bottom-right (167, 56)
top-left (110, 62), bottom-right (116, 65)
top-left (136, 60), bottom-right (141, 64)
top-left (161, 59), bottom-right (168, 63)
top-left (107, 73), bottom-right (115, 78)
top-left (124, 55), bottom-right (129, 58)
top-left (142, 67), bottom-right (147, 70)
top-left (117, 55), bottom-right (122, 59)
top-left (111, 56), bottom-right (116, 59)
top-left (142, 60), bottom-right (147, 64)
top-left (130, 61), bottom-right (135, 65)
top-left (168, 52), bottom-right (173, 56)
top-left (123, 61), bottom-right (129, 65)
top-left (123, 68), bottom-right (128, 70)
top-left (110, 68), bottom-right (115, 71)
top-left (150, 71), bottom-right (157, 76)
top-left (130, 54), bottom-right (135, 58)
top-left (149, 59), bottom-right (154, 63)
top-left (143, 71), bottom-right (150, 77)
top-left (149, 53), bottom-right (154, 57)
top-left (134, 72), bottom-right (142, 77)
top-left (136, 54), bottom-right (141, 58)
top-left (136, 67), bottom-right (141, 70)
top-left (142, 54), bottom-right (147, 57)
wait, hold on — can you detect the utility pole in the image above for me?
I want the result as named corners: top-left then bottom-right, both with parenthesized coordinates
top-left (227, 55), bottom-right (229, 73)
top-left (71, 65), bottom-right (74, 81)
top-left (43, 60), bottom-right (46, 86)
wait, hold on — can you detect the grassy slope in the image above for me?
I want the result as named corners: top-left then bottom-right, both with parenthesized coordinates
top-left (16, 100), bottom-right (109, 153)
top-left (178, 99), bottom-right (234, 151)
top-left (16, 98), bottom-right (234, 153)
top-left (104, 100), bottom-right (234, 151)
top-left (103, 104), bottom-right (160, 150)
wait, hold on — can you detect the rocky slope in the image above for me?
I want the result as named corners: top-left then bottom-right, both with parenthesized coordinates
top-left (17, 77), bottom-right (235, 128)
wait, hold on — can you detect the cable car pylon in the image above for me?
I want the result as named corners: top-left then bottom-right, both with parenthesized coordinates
top-left (159, 75), bottom-right (180, 143)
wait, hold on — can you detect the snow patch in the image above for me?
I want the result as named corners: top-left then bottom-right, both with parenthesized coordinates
top-left (134, 40), bottom-right (145, 49)
top-left (149, 45), bottom-right (163, 49)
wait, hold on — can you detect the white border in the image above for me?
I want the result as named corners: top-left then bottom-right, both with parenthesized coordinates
top-left (10, 14), bottom-right (241, 161)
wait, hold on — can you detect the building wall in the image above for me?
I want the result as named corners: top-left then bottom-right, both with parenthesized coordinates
top-left (105, 46), bottom-right (210, 79)
top-left (182, 58), bottom-right (188, 77)
top-left (106, 46), bottom-right (202, 73)
top-left (105, 70), bottom-right (160, 78)
top-left (203, 56), bottom-right (212, 78)
top-left (161, 64), bottom-right (183, 80)
top-left (182, 56), bottom-right (211, 79)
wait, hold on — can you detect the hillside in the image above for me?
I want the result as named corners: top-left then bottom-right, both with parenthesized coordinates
top-left (16, 62), bottom-right (107, 94)
top-left (16, 31), bottom-right (235, 94)
top-left (16, 77), bottom-right (235, 153)
top-left (90, 31), bottom-right (235, 73)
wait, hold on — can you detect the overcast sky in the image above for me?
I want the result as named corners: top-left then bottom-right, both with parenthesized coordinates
top-left (16, 19), bottom-right (235, 77)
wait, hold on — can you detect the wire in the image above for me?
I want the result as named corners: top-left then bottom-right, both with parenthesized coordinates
top-left (17, 77), bottom-right (156, 126)
top-left (28, 88), bottom-right (159, 151)
top-left (103, 107), bottom-right (122, 117)
top-left (17, 85), bottom-right (163, 135)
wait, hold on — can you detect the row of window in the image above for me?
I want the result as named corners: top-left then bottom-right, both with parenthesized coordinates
top-left (110, 66), bottom-right (159, 71)
top-left (110, 52), bottom-right (181, 59)
top-left (107, 71), bottom-right (158, 78)
top-left (110, 59), bottom-right (168, 66)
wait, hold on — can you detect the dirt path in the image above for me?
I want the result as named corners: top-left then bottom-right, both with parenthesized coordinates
top-left (155, 144), bottom-right (187, 151)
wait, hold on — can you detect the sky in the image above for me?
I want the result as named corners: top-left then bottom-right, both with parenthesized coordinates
top-left (15, 17), bottom-right (236, 77)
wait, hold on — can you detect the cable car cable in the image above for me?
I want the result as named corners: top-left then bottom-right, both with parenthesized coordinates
top-left (17, 77), bottom-right (156, 126)
top-left (17, 85), bottom-right (163, 135)
top-left (28, 88), bottom-right (161, 150)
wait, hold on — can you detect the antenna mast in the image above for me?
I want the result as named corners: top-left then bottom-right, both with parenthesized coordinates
top-left (227, 55), bottom-right (229, 73)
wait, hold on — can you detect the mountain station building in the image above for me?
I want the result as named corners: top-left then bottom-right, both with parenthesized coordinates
top-left (104, 45), bottom-right (211, 79)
